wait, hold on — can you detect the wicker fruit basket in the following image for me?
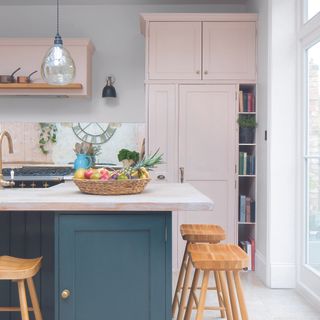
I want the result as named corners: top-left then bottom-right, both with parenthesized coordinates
top-left (73, 178), bottom-right (151, 195)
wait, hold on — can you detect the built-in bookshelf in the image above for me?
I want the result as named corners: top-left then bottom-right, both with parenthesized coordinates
top-left (237, 84), bottom-right (257, 271)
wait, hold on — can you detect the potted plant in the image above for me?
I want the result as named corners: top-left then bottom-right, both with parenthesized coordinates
top-left (237, 116), bottom-right (257, 143)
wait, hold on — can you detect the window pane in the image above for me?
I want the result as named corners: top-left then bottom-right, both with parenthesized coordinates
top-left (306, 41), bottom-right (320, 273)
top-left (307, 0), bottom-right (320, 20)
top-left (306, 158), bottom-right (320, 272)
top-left (307, 42), bottom-right (320, 156)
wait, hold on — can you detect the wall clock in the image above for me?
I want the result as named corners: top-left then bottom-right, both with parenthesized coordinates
top-left (72, 123), bottom-right (116, 145)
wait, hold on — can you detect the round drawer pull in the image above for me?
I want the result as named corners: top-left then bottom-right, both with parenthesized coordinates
top-left (204, 71), bottom-right (208, 75)
top-left (61, 289), bottom-right (71, 300)
top-left (157, 175), bottom-right (166, 180)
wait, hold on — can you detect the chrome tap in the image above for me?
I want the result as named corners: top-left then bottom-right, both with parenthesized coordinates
top-left (0, 130), bottom-right (15, 189)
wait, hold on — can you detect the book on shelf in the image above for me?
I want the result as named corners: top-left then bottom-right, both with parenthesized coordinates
top-left (239, 195), bottom-right (255, 223)
top-left (239, 90), bottom-right (244, 112)
top-left (239, 240), bottom-right (255, 271)
top-left (239, 195), bottom-right (246, 222)
top-left (239, 152), bottom-right (255, 175)
top-left (239, 91), bottom-right (255, 112)
top-left (250, 238), bottom-right (256, 271)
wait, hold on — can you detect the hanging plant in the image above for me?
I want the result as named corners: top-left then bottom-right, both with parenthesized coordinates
top-left (39, 123), bottom-right (58, 154)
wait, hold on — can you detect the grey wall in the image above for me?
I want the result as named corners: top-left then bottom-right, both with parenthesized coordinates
top-left (0, 3), bottom-right (246, 122)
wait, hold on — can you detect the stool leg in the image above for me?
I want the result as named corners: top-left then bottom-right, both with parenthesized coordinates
top-left (226, 271), bottom-right (239, 320)
top-left (218, 271), bottom-right (233, 320)
top-left (27, 278), bottom-right (43, 320)
top-left (195, 270), bottom-right (209, 320)
top-left (234, 271), bottom-right (248, 320)
top-left (173, 241), bottom-right (189, 317)
top-left (214, 271), bottom-right (226, 318)
top-left (184, 268), bottom-right (200, 320)
top-left (177, 253), bottom-right (193, 320)
top-left (17, 280), bottom-right (30, 320)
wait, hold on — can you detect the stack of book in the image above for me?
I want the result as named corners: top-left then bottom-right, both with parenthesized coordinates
top-left (239, 238), bottom-right (255, 271)
top-left (239, 91), bottom-right (255, 112)
top-left (239, 195), bottom-right (255, 223)
top-left (239, 152), bottom-right (255, 175)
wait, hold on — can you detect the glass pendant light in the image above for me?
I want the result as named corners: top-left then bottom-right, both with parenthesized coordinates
top-left (41, 0), bottom-right (75, 85)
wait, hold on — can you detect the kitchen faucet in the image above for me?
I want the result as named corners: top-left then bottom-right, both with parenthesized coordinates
top-left (0, 130), bottom-right (15, 189)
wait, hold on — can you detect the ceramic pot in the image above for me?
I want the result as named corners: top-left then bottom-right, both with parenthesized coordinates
top-left (74, 154), bottom-right (92, 170)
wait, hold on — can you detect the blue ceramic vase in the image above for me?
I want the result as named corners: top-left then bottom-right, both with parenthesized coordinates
top-left (74, 154), bottom-right (92, 170)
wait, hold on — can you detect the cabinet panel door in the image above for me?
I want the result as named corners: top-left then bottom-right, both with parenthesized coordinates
top-left (148, 85), bottom-right (179, 271)
top-left (148, 22), bottom-right (201, 80)
top-left (203, 22), bottom-right (256, 81)
top-left (148, 84), bottom-right (178, 183)
top-left (179, 85), bottom-right (237, 244)
top-left (57, 214), bottom-right (171, 320)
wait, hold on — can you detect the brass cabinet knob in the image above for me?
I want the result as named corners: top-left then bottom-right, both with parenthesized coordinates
top-left (204, 71), bottom-right (208, 75)
top-left (61, 289), bottom-right (71, 300)
top-left (196, 70), bottom-right (200, 74)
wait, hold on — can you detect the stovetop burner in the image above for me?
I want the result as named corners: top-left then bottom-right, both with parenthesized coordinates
top-left (2, 167), bottom-right (73, 177)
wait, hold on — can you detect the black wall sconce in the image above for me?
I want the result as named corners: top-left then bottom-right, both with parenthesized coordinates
top-left (102, 76), bottom-right (117, 98)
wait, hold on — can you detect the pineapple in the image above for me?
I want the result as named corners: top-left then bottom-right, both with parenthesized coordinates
top-left (133, 149), bottom-right (163, 179)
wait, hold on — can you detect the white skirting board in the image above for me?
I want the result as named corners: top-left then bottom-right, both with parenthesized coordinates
top-left (256, 250), bottom-right (296, 288)
top-left (297, 282), bottom-right (320, 313)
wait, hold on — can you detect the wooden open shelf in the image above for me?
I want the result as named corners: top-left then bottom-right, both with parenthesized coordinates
top-left (0, 83), bottom-right (83, 90)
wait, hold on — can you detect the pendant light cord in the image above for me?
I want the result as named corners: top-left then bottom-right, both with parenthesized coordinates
top-left (56, 0), bottom-right (60, 35)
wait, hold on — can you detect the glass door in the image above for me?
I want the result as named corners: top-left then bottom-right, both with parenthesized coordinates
top-left (302, 40), bottom-right (320, 290)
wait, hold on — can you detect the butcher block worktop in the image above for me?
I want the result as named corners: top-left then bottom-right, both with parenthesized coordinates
top-left (0, 181), bottom-right (213, 212)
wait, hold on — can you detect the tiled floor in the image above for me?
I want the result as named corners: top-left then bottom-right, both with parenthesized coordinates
top-left (175, 272), bottom-right (320, 320)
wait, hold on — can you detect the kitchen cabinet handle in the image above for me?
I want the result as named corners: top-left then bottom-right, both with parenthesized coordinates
top-left (61, 289), bottom-right (71, 300)
top-left (180, 167), bottom-right (184, 183)
top-left (204, 71), bottom-right (208, 75)
top-left (157, 175), bottom-right (166, 180)
top-left (196, 70), bottom-right (200, 75)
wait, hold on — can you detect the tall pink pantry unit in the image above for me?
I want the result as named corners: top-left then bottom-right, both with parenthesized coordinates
top-left (140, 13), bottom-right (258, 270)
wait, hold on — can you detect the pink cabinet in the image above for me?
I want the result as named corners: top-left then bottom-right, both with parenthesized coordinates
top-left (178, 85), bottom-right (237, 243)
top-left (148, 22), bottom-right (202, 80)
top-left (203, 22), bottom-right (256, 81)
top-left (141, 14), bottom-right (257, 81)
top-left (147, 84), bottom-right (178, 182)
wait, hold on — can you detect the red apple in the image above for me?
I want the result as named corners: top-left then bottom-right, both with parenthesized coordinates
top-left (84, 169), bottom-right (94, 179)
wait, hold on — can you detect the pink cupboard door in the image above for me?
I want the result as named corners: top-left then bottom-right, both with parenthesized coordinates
top-left (147, 84), bottom-right (179, 271)
top-left (148, 22), bottom-right (202, 80)
top-left (148, 84), bottom-right (178, 183)
top-left (203, 22), bottom-right (256, 81)
top-left (178, 85), bottom-right (237, 253)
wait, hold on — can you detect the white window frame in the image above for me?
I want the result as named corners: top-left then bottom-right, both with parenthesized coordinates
top-left (302, 0), bottom-right (320, 24)
top-left (297, 0), bottom-right (320, 298)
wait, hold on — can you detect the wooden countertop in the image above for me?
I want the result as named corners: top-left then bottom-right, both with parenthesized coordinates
top-left (0, 182), bottom-right (213, 212)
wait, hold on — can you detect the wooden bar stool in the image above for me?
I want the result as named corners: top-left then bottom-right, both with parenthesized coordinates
top-left (0, 256), bottom-right (43, 320)
top-left (172, 224), bottom-right (226, 320)
top-left (184, 244), bottom-right (249, 320)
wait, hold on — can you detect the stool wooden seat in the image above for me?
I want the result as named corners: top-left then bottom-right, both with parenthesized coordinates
top-left (172, 224), bottom-right (226, 320)
top-left (180, 224), bottom-right (226, 243)
top-left (0, 256), bottom-right (43, 320)
top-left (185, 244), bottom-right (249, 320)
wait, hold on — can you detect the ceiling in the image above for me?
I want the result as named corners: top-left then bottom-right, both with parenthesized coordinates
top-left (0, 0), bottom-right (247, 5)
